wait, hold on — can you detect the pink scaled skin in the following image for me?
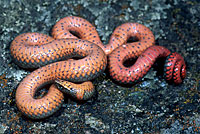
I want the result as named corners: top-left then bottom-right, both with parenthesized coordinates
top-left (10, 16), bottom-right (186, 119)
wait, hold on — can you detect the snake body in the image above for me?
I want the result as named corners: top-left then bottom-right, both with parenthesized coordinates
top-left (10, 16), bottom-right (186, 119)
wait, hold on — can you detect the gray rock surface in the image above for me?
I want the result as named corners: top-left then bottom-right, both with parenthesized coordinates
top-left (0, 0), bottom-right (199, 133)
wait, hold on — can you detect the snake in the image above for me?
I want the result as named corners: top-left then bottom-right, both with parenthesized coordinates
top-left (10, 16), bottom-right (186, 119)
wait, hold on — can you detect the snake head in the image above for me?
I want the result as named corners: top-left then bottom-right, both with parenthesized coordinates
top-left (55, 79), bottom-right (95, 100)
top-left (55, 79), bottom-right (76, 94)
